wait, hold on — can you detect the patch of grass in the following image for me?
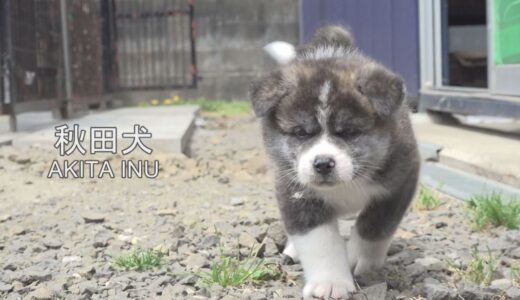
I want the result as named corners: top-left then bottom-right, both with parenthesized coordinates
top-left (467, 193), bottom-right (520, 230)
top-left (415, 185), bottom-right (441, 211)
top-left (196, 234), bottom-right (283, 288)
top-left (465, 249), bottom-right (497, 285)
top-left (113, 248), bottom-right (165, 271)
top-left (511, 264), bottom-right (520, 285)
top-left (140, 96), bottom-right (251, 116)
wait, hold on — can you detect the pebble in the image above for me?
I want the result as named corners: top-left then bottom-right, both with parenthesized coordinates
top-left (184, 254), bottom-right (208, 269)
top-left (0, 214), bottom-right (11, 223)
top-left (42, 238), bottom-right (63, 250)
top-left (81, 213), bottom-right (105, 223)
top-left (157, 209), bottom-right (176, 216)
top-left (490, 278), bottom-right (512, 291)
top-left (62, 256), bottom-right (82, 264)
top-left (229, 197), bottom-right (244, 206)
top-left (0, 282), bottom-right (13, 293)
top-left (27, 287), bottom-right (54, 300)
top-left (414, 257), bottom-right (444, 271)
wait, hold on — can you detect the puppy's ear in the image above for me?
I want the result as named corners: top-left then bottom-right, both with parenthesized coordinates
top-left (250, 71), bottom-right (288, 117)
top-left (356, 64), bottom-right (405, 117)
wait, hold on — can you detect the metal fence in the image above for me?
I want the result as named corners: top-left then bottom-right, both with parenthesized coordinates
top-left (0, 0), bottom-right (196, 130)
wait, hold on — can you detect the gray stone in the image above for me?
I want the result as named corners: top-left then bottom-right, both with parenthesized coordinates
top-left (62, 256), bottom-right (82, 264)
top-left (93, 233), bottom-right (111, 248)
top-left (18, 268), bottom-right (52, 285)
top-left (184, 254), bottom-right (208, 269)
top-left (42, 238), bottom-right (63, 250)
top-left (490, 278), bottom-right (512, 291)
top-left (81, 213), bottom-right (105, 223)
top-left (354, 282), bottom-right (387, 300)
top-left (506, 286), bottom-right (520, 299)
top-left (229, 197), bottom-right (244, 206)
top-left (0, 282), bottom-right (13, 293)
top-left (267, 222), bottom-right (287, 249)
top-left (0, 214), bottom-right (11, 223)
top-left (201, 235), bottom-right (220, 248)
top-left (414, 257), bottom-right (444, 271)
top-left (27, 287), bottom-right (54, 300)
top-left (424, 281), bottom-right (450, 300)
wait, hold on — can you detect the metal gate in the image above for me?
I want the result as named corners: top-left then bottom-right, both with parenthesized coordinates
top-left (1, 0), bottom-right (64, 118)
top-left (108, 0), bottom-right (197, 90)
top-left (1, 0), bottom-right (197, 130)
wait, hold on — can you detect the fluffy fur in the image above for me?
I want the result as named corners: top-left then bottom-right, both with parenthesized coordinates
top-left (250, 25), bottom-right (420, 299)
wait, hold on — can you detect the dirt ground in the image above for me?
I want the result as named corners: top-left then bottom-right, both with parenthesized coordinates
top-left (0, 113), bottom-right (519, 300)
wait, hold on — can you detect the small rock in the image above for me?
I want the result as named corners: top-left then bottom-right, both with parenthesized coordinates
top-left (8, 154), bottom-right (31, 164)
top-left (229, 197), bottom-right (244, 206)
top-left (490, 278), bottom-right (512, 291)
top-left (267, 222), bottom-right (286, 249)
top-left (238, 232), bottom-right (257, 248)
top-left (82, 213), bottom-right (105, 223)
top-left (184, 254), bottom-right (208, 269)
top-left (27, 287), bottom-right (54, 300)
top-left (506, 286), bottom-right (520, 299)
top-left (259, 237), bottom-right (279, 257)
top-left (0, 214), bottom-right (11, 223)
top-left (201, 235), bottom-right (220, 248)
top-left (218, 177), bottom-right (229, 184)
top-left (42, 238), bottom-right (63, 250)
top-left (9, 225), bottom-right (27, 236)
top-left (354, 282), bottom-right (387, 300)
top-left (424, 278), bottom-right (450, 300)
top-left (157, 209), bottom-right (176, 216)
top-left (62, 256), bottom-right (82, 264)
top-left (93, 233), bottom-right (111, 248)
top-left (18, 268), bottom-right (52, 285)
top-left (117, 234), bottom-right (132, 243)
top-left (414, 257), bottom-right (444, 271)
top-left (435, 222), bottom-right (448, 229)
top-left (0, 282), bottom-right (13, 293)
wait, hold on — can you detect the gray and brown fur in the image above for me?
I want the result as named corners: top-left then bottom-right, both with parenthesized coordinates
top-left (250, 25), bottom-right (419, 268)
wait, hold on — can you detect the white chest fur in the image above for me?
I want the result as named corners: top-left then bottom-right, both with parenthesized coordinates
top-left (313, 179), bottom-right (387, 216)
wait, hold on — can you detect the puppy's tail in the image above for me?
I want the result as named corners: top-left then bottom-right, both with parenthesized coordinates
top-left (308, 25), bottom-right (355, 48)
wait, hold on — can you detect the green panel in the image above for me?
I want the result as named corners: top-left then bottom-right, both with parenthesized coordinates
top-left (493, 0), bottom-right (520, 65)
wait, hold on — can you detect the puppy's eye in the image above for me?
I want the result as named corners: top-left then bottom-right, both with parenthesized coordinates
top-left (292, 126), bottom-right (311, 138)
top-left (336, 128), bottom-right (362, 138)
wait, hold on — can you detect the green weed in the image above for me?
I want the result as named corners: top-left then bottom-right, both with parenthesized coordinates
top-left (113, 248), bottom-right (165, 271)
top-left (467, 193), bottom-right (520, 230)
top-left (465, 249), bottom-right (497, 285)
top-left (415, 185), bottom-right (441, 211)
top-left (196, 234), bottom-right (283, 287)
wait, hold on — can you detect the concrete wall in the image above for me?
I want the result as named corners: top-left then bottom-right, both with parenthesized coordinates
top-left (195, 0), bottom-right (299, 100)
top-left (112, 0), bottom-right (299, 103)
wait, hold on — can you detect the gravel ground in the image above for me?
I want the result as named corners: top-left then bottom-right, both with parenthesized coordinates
top-left (0, 113), bottom-right (519, 300)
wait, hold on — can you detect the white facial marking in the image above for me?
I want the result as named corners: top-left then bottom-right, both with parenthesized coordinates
top-left (347, 225), bottom-right (393, 275)
top-left (317, 81), bottom-right (331, 129)
top-left (297, 135), bottom-right (353, 187)
top-left (318, 80), bottom-right (331, 104)
top-left (291, 221), bottom-right (356, 298)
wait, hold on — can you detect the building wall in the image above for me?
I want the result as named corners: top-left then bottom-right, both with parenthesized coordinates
top-left (301, 0), bottom-right (420, 98)
top-left (195, 0), bottom-right (299, 100)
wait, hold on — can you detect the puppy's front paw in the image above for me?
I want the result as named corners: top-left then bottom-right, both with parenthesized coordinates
top-left (303, 279), bottom-right (357, 299)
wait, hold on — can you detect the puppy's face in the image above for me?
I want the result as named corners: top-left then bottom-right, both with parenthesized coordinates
top-left (251, 59), bottom-right (404, 190)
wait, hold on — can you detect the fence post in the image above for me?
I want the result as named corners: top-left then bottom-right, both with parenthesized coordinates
top-left (189, 0), bottom-right (197, 88)
top-left (1, 0), bottom-right (17, 131)
top-left (59, 0), bottom-right (73, 118)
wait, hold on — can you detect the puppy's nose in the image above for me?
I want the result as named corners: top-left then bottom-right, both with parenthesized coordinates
top-left (313, 156), bottom-right (335, 175)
